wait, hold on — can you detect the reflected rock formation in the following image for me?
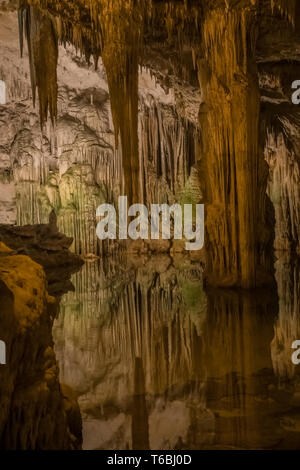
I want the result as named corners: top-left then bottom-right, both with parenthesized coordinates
top-left (53, 255), bottom-right (209, 450)
top-left (271, 255), bottom-right (300, 378)
top-left (203, 288), bottom-right (278, 449)
top-left (53, 255), bottom-right (300, 450)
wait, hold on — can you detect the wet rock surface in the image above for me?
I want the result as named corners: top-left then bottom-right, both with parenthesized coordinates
top-left (0, 219), bottom-right (84, 296)
top-left (0, 242), bottom-right (82, 449)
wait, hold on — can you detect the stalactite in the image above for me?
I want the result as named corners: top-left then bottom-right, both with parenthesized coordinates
top-left (139, 97), bottom-right (200, 206)
top-left (95, 0), bottom-right (149, 204)
top-left (18, 2), bottom-right (58, 128)
top-left (271, 0), bottom-right (296, 26)
top-left (18, 0), bottom-right (150, 202)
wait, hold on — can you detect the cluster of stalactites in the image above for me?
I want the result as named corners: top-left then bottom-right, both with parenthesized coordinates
top-left (17, 0), bottom-right (152, 202)
top-left (90, 0), bottom-right (151, 203)
top-left (17, 0), bottom-right (297, 203)
top-left (17, 0), bottom-right (297, 123)
top-left (271, 0), bottom-right (296, 26)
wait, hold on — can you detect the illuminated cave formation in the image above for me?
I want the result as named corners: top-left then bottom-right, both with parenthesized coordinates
top-left (14, 0), bottom-right (299, 288)
top-left (0, 0), bottom-right (300, 450)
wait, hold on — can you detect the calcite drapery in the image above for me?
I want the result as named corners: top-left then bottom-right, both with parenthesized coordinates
top-left (95, 0), bottom-right (148, 204)
top-left (197, 4), bottom-right (272, 288)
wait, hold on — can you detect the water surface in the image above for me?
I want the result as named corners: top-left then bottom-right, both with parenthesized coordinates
top-left (53, 253), bottom-right (300, 450)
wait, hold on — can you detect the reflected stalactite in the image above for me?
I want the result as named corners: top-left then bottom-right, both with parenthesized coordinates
top-left (132, 357), bottom-right (149, 450)
top-left (203, 287), bottom-right (284, 449)
top-left (53, 255), bottom-right (207, 449)
top-left (271, 255), bottom-right (300, 379)
top-left (52, 253), bottom-right (300, 450)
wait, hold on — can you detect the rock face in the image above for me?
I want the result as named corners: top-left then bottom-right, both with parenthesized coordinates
top-left (0, 242), bottom-right (82, 449)
top-left (0, 219), bottom-right (83, 295)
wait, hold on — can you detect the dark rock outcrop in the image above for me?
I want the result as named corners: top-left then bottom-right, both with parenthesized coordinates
top-left (0, 242), bottom-right (82, 449)
top-left (0, 219), bottom-right (83, 296)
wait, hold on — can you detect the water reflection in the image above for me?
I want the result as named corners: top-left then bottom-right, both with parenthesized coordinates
top-left (53, 253), bottom-right (300, 450)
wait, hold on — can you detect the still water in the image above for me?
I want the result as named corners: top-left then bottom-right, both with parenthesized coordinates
top-left (53, 253), bottom-right (300, 450)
